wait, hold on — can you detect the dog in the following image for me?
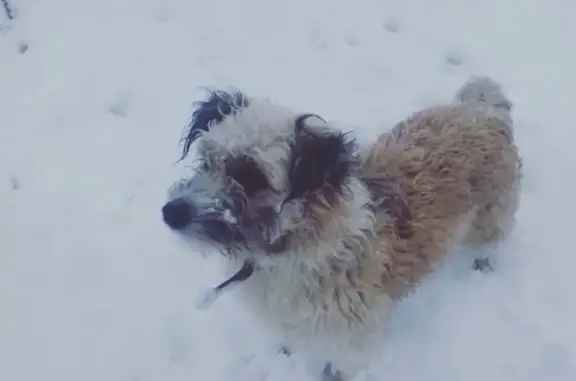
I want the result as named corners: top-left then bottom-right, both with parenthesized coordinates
top-left (161, 76), bottom-right (522, 381)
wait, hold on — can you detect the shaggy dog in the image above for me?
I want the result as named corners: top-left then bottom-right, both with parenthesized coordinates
top-left (161, 76), bottom-right (522, 381)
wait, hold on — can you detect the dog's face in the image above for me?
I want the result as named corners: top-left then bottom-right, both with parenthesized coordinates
top-left (162, 89), bottom-right (358, 258)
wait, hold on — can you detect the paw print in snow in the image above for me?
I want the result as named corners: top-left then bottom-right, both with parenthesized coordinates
top-left (445, 51), bottom-right (464, 67)
top-left (382, 19), bottom-right (400, 34)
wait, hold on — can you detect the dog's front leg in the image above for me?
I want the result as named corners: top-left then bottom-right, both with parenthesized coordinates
top-left (471, 247), bottom-right (499, 273)
top-left (321, 362), bottom-right (345, 381)
top-left (473, 257), bottom-right (494, 272)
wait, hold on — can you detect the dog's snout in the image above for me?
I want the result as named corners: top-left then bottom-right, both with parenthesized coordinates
top-left (162, 198), bottom-right (194, 229)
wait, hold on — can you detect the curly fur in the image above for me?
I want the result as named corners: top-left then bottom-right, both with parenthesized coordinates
top-left (162, 76), bottom-right (522, 380)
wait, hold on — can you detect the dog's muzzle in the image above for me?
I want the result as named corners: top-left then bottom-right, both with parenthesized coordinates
top-left (163, 175), bottom-right (256, 310)
top-left (162, 196), bottom-right (236, 230)
top-left (162, 198), bottom-right (195, 229)
top-left (162, 174), bottom-right (237, 242)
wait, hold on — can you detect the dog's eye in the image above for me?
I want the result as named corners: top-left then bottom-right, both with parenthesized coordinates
top-left (226, 157), bottom-right (269, 196)
top-left (200, 161), bottom-right (210, 171)
top-left (231, 167), bottom-right (269, 196)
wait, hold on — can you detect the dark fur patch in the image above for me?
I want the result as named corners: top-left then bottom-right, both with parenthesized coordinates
top-left (287, 114), bottom-right (359, 203)
top-left (179, 89), bottom-right (249, 160)
top-left (225, 155), bottom-right (270, 197)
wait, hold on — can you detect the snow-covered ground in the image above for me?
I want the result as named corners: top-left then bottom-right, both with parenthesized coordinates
top-left (2, 0), bottom-right (576, 380)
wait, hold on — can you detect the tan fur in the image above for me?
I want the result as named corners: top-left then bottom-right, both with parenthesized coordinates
top-left (358, 102), bottom-right (521, 300)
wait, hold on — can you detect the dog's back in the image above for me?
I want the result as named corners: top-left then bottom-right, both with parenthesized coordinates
top-left (361, 76), bottom-right (522, 298)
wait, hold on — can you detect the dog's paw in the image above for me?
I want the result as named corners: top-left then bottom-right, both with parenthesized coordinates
top-left (473, 257), bottom-right (494, 273)
top-left (322, 363), bottom-right (345, 381)
top-left (278, 345), bottom-right (292, 357)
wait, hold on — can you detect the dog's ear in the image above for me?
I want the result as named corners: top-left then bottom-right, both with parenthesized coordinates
top-left (179, 89), bottom-right (249, 160)
top-left (287, 114), bottom-right (358, 202)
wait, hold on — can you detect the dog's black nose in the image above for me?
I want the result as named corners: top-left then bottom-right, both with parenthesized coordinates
top-left (162, 198), bottom-right (192, 229)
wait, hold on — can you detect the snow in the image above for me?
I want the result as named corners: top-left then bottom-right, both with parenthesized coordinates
top-left (1, 0), bottom-right (576, 380)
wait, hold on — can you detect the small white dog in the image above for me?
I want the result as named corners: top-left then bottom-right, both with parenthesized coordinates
top-left (162, 76), bottom-right (522, 380)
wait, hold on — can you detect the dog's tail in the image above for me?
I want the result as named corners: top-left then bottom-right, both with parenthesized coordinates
top-left (454, 76), bottom-right (513, 113)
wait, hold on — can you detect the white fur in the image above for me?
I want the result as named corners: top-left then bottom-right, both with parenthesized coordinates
top-left (234, 179), bottom-right (391, 377)
top-left (198, 98), bottom-right (296, 193)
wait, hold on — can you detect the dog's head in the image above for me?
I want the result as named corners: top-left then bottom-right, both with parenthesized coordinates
top-left (162, 89), bottom-right (359, 260)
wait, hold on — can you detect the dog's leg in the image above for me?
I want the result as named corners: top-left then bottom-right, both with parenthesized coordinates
top-left (321, 362), bottom-right (345, 381)
top-left (470, 244), bottom-right (499, 273)
top-left (472, 257), bottom-right (494, 273)
top-left (465, 201), bottom-right (517, 273)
